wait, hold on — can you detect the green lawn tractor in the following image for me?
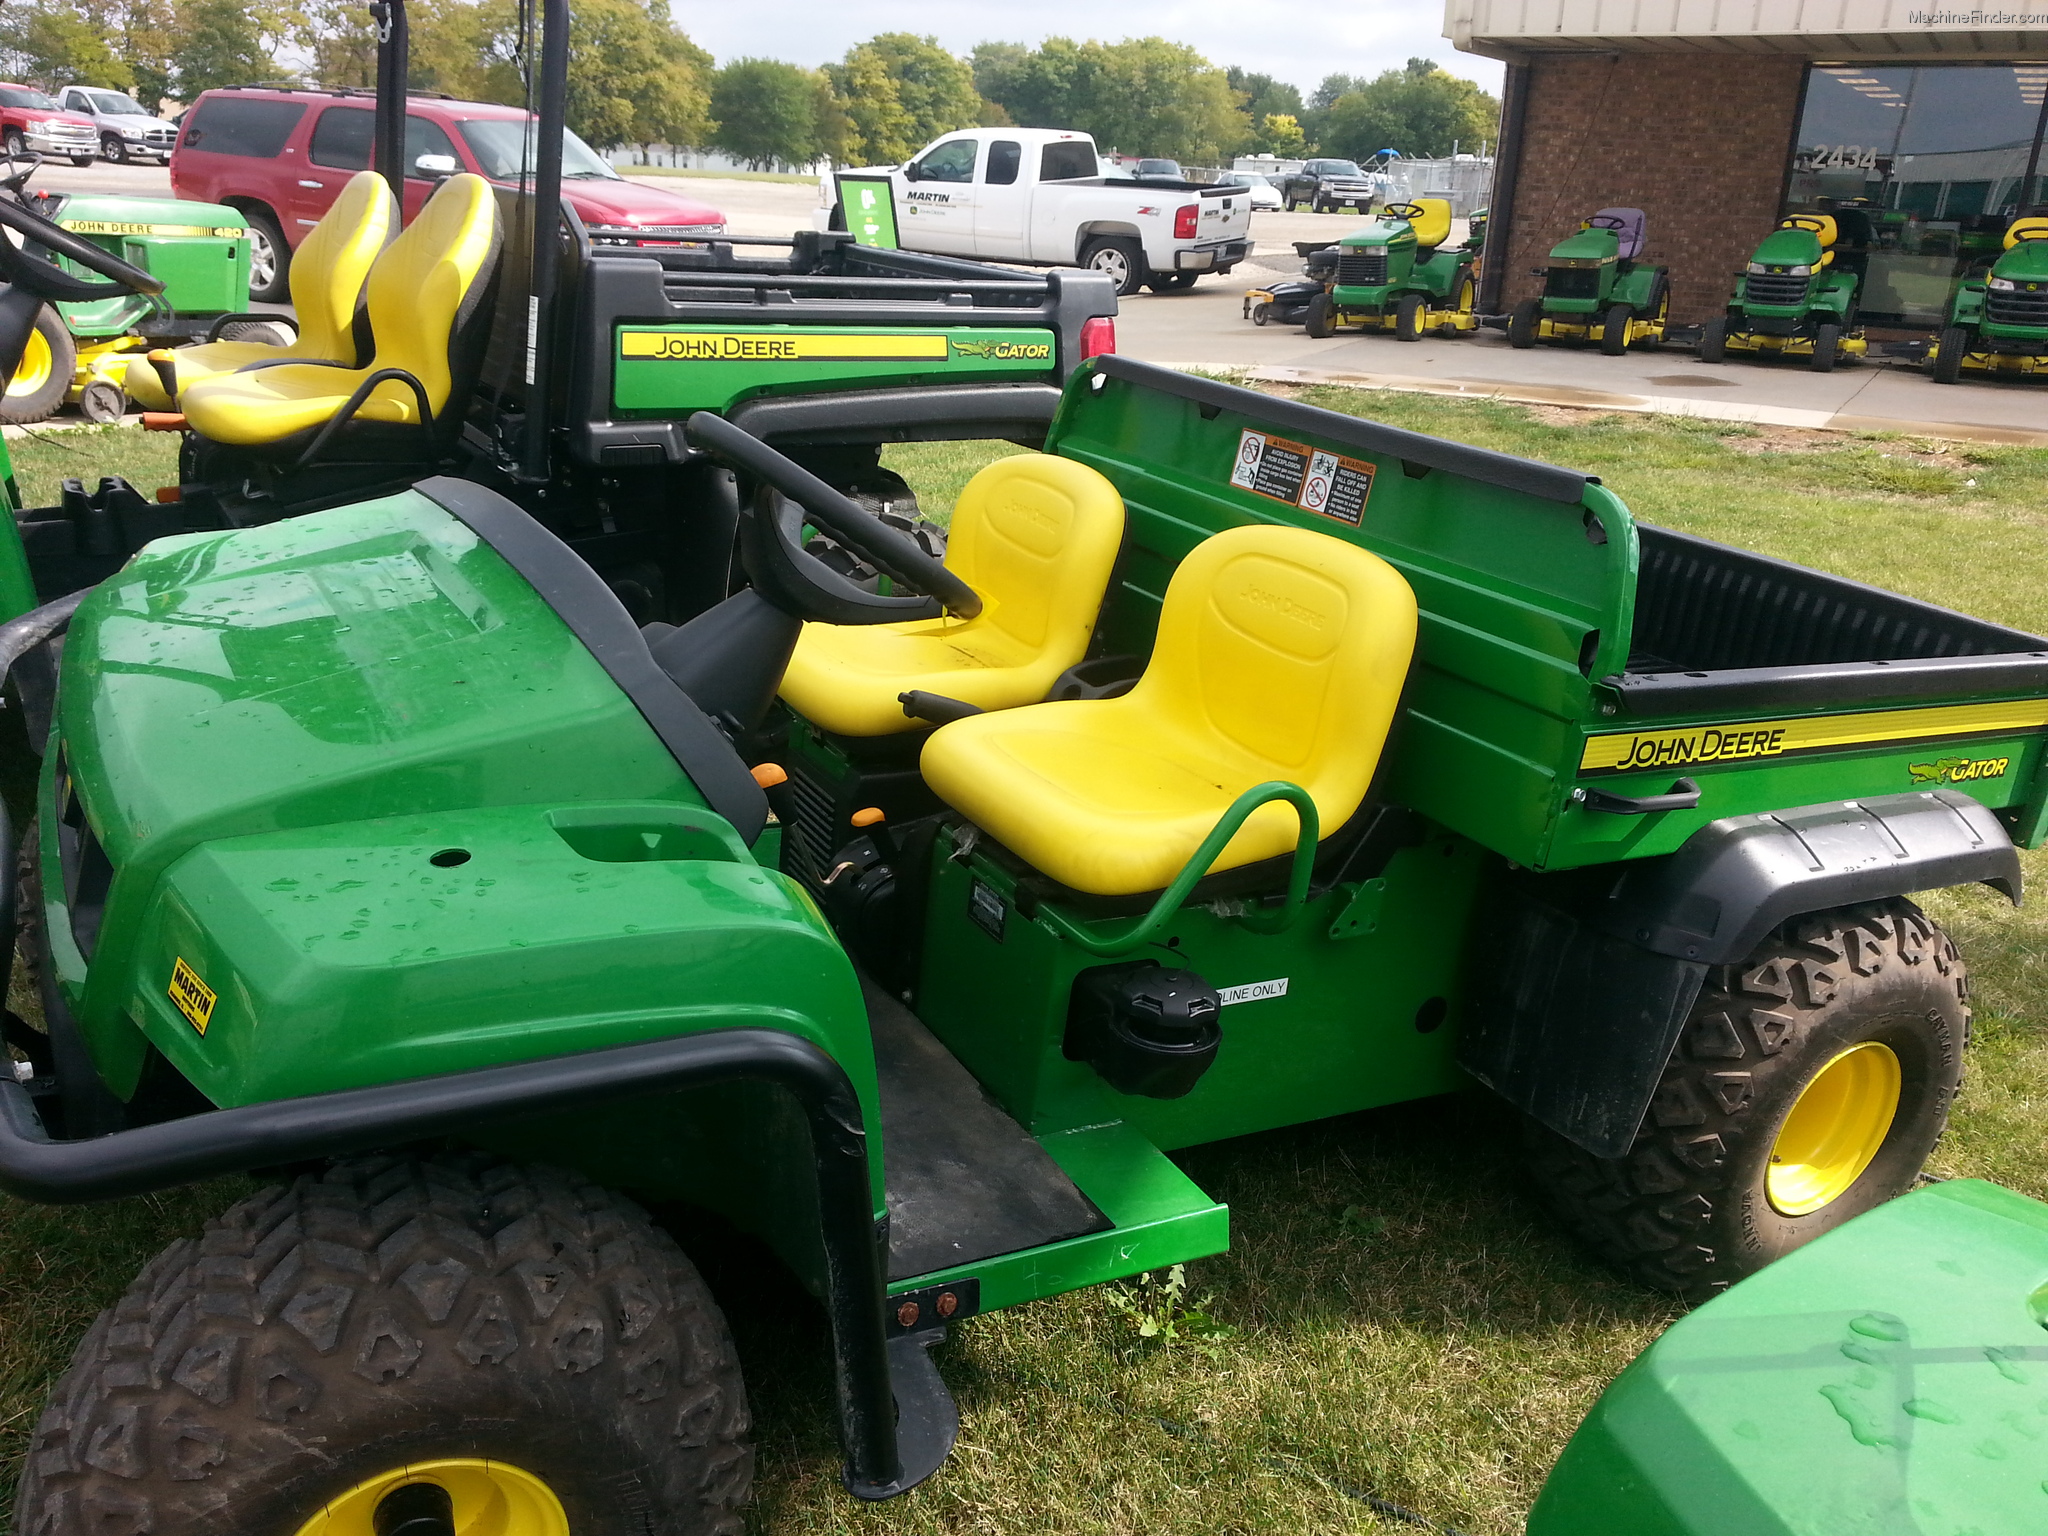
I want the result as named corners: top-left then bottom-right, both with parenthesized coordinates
top-left (1927, 213), bottom-right (2048, 384)
top-left (1700, 213), bottom-right (1864, 372)
top-left (1509, 206), bottom-right (1671, 354)
top-left (1, 156), bottom-right (261, 426)
top-left (1302, 198), bottom-right (1479, 341)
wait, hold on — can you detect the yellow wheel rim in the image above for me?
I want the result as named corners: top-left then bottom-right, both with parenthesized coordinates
top-left (1766, 1041), bottom-right (1902, 1216)
top-left (6, 329), bottom-right (51, 399)
top-left (291, 1459), bottom-right (569, 1536)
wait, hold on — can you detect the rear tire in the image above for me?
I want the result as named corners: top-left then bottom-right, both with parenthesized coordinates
top-left (1526, 900), bottom-right (1967, 1302)
top-left (1600, 301), bottom-right (1634, 355)
top-left (1810, 322), bottom-right (1841, 373)
top-left (0, 307), bottom-right (75, 425)
top-left (1080, 235), bottom-right (1146, 297)
top-left (70, 155), bottom-right (94, 168)
top-left (1393, 291), bottom-right (1426, 342)
top-left (1699, 316), bottom-right (1728, 363)
top-left (1507, 297), bottom-right (1541, 349)
top-left (1930, 325), bottom-right (1968, 385)
top-left (1303, 292), bottom-right (1337, 339)
top-left (16, 1155), bottom-right (753, 1536)
top-left (242, 207), bottom-right (291, 304)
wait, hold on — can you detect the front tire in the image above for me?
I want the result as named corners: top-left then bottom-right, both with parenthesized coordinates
top-left (101, 134), bottom-right (130, 164)
top-left (0, 307), bottom-right (75, 425)
top-left (1303, 291), bottom-right (1337, 338)
top-left (1080, 235), bottom-right (1146, 297)
top-left (1527, 900), bottom-right (1967, 1302)
top-left (1699, 315), bottom-right (1728, 362)
top-left (1930, 325), bottom-right (1968, 385)
top-left (1600, 301), bottom-right (1634, 355)
top-left (17, 1156), bottom-right (753, 1536)
top-left (1810, 322), bottom-right (1841, 373)
top-left (1507, 297), bottom-right (1541, 349)
top-left (1393, 291), bottom-right (1426, 342)
top-left (242, 207), bottom-right (291, 303)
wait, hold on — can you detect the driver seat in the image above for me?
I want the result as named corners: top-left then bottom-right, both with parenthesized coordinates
top-left (920, 524), bottom-right (1417, 897)
top-left (1401, 197), bottom-right (1453, 252)
top-left (179, 174), bottom-right (499, 451)
top-left (1592, 207), bottom-right (1647, 262)
top-left (123, 171), bottom-right (396, 410)
top-left (777, 453), bottom-right (1126, 736)
top-left (2006, 216), bottom-right (2048, 249)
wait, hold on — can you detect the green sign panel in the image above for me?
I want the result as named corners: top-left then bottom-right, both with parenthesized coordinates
top-left (836, 175), bottom-right (900, 249)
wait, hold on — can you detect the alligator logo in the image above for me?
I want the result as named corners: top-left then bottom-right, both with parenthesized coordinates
top-left (1909, 755), bottom-right (2010, 785)
top-left (949, 338), bottom-right (1053, 361)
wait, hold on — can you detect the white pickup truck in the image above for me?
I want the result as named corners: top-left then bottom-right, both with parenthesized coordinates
top-left (824, 127), bottom-right (1255, 296)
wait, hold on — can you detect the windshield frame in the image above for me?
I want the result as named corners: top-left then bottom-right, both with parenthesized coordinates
top-left (455, 116), bottom-right (621, 183)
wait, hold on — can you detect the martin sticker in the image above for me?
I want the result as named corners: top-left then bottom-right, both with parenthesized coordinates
top-left (1228, 430), bottom-right (1375, 524)
top-left (1218, 977), bottom-right (1289, 1006)
top-left (169, 958), bottom-right (217, 1036)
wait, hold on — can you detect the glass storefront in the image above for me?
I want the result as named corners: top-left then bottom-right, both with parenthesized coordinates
top-left (1784, 63), bottom-right (2048, 328)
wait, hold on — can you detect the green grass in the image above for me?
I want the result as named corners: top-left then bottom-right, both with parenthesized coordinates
top-left (619, 165), bottom-right (819, 184)
top-left (7, 392), bottom-right (2048, 1533)
top-left (5, 424), bottom-right (178, 510)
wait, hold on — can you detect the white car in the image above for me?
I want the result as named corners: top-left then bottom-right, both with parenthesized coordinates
top-left (59, 85), bottom-right (177, 164)
top-left (827, 127), bottom-right (1255, 296)
top-left (1215, 172), bottom-right (1283, 211)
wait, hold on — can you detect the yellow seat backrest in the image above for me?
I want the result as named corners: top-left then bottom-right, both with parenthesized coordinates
top-left (1136, 524), bottom-right (1415, 799)
top-left (944, 454), bottom-right (1126, 655)
top-left (290, 170), bottom-right (398, 364)
top-left (1405, 197), bottom-right (1453, 251)
top-left (2006, 216), bottom-right (2048, 250)
top-left (361, 173), bottom-right (500, 417)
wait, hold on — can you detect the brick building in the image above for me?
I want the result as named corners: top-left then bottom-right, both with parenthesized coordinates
top-left (1446, 3), bottom-right (2048, 331)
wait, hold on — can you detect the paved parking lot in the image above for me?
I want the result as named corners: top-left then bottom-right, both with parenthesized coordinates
top-left (25, 164), bottom-right (2047, 444)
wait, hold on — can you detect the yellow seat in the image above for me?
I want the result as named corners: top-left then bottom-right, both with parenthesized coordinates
top-left (123, 171), bottom-right (396, 410)
top-left (921, 523), bottom-right (1417, 897)
top-left (180, 174), bottom-right (499, 448)
top-left (2006, 216), bottom-right (2048, 250)
top-left (1403, 197), bottom-right (1453, 251)
top-left (778, 454), bottom-right (1127, 736)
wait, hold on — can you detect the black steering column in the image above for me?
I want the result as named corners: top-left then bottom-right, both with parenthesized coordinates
top-left (660, 412), bottom-right (982, 730)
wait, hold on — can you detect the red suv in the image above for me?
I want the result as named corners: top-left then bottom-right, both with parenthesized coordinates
top-left (171, 86), bottom-right (728, 300)
top-left (1, 83), bottom-right (99, 166)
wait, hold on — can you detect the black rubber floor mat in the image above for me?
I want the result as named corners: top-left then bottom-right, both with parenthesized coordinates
top-left (866, 977), bottom-right (1111, 1282)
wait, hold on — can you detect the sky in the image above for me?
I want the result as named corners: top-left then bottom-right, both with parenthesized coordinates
top-left (671, 0), bottom-right (1503, 98)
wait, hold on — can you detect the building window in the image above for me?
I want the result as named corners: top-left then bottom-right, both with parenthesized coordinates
top-left (1785, 63), bottom-right (2048, 327)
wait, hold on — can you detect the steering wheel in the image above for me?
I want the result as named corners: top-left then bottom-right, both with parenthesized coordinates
top-left (685, 412), bottom-right (982, 626)
top-left (1586, 214), bottom-right (1629, 232)
top-left (1781, 215), bottom-right (1830, 234)
top-left (1381, 201), bottom-right (1425, 222)
top-left (0, 189), bottom-right (165, 302)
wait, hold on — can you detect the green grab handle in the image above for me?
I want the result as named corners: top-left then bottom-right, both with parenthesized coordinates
top-left (1035, 780), bottom-right (1321, 957)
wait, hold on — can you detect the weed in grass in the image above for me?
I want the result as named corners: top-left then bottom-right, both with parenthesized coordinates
top-left (1104, 1264), bottom-right (1236, 1355)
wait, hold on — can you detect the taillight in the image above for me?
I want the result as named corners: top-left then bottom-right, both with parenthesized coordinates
top-left (1080, 316), bottom-right (1116, 358)
top-left (1173, 205), bottom-right (1199, 239)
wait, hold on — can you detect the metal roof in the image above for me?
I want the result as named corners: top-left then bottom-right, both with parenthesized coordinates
top-left (1446, 1), bottom-right (2048, 62)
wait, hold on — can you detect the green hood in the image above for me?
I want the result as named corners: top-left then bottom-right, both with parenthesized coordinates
top-left (1991, 237), bottom-right (2048, 283)
top-left (1750, 227), bottom-right (1825, 268)
top-left (1339, 216), bottom-right (1417, 253)
top-left (1549, 226), bottom-right (1618, 262)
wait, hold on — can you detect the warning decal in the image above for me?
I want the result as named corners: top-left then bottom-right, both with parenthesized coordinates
top-left (1228, 430), bottom-right (1376, 525)
top-left (169, 958), bottom-right (217, 1036)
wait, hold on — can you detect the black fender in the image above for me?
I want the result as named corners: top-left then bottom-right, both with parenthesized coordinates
top-left (1461, 790), bottom-right (2020, 1157)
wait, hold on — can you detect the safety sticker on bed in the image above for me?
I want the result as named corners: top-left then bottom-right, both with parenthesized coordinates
top-left (1228, 430), bottom-right (1376, 525)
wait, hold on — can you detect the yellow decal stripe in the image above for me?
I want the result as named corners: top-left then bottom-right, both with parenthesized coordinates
top-left (1580, 698), bottom-right (2048, 774)
top-left (60, 220), bottom-right (244, 238)
top-left (168, 957), bottom-right (217, 1036)
top-left (620, 332), bottom-right (949, 361)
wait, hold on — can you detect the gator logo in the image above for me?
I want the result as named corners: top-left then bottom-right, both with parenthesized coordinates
top-left (1909, 755), bottom-right (2010, 785)
top-left (950, 339), bottom-right (1052, 360)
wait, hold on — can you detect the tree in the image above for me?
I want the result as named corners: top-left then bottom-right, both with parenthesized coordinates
top-left (1318, 59), bottom-right (1499, 160)
top-left (1227, 68), bottom-right (1304, 125)
top-left (0, 3), bottom-right (134, 92)
top-left (1310, 73), bottom-right (1366, 111)
top-left (171, 0), bottom-right (276, 97)
top-left (828, 34), bottom-right (979, 165)
top-left (1259, 113), bottom-right (1309, 158)
top-left (710, 59), bottom-right (818, 170)
top-left (974, 37), bottom-right (1249, 164)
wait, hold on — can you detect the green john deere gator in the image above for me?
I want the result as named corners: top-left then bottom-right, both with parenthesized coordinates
top-left (12, 133), bottom-right (2048, 1521)
top-left (1509, 206), bottom-right (1671, 354)
top-left (1700, 214), bottom-right (1867, 372)
top-left (1928, 213), bottom-right (2048, 384)
top-left (1, 158), bottom-right (260, 425)
top-left (1301, 197), bottom-right (1480, 341)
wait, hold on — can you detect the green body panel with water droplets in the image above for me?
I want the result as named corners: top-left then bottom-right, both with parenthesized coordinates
top-left (44, 489), bottom-right (875, 1157)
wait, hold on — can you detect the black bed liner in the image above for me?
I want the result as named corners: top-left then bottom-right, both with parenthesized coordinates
top-left (1609, 524), bottom-right (2048, 715)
